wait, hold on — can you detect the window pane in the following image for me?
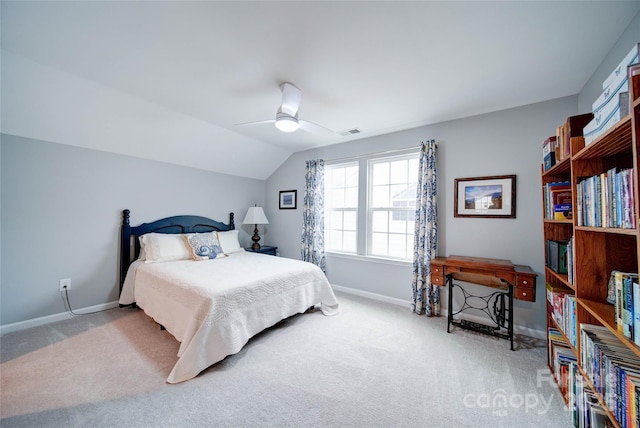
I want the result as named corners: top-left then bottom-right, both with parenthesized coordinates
top-left (408, 158), bottom-right (419, 180)
top-left (334, 168), bottom-right (346, 187)
top-left (326, 230), bottom-right (341, 251)
top-left (389, 212), bottom-right (407, 233)
top-left (405, 210), bottom-right (415, 233)
top-left (371, 233), bottom-right (388, 256)
top-left (389, 160), bottom-right (407, 184)
top-left (325, 163), bottom-right (358, 254)
top-left (345, 188), bottom-right (358, 208)
top-left (343, 211), bottom-right (357, 231)
top-left (367, 153), bottom-right (419, 261)
top-left (406, 235), bottom-right (414, 259)
top-left (388, 234), bottom-right (406, 258)
top-left (343, 231), bottom-right (357, 252)
top-left (345, 166), bottom-right (358, 187)
top-left (372, 211), bottom-right (388, 233)
top-left (372, 162), bottom-right (389, 185)
top-left (372, 185), bottom-right (390, 207)
top-left (391, 184), bottom-right (410, 207)
top-left (328, 211), bottom-right (343, 230)
top-left (330, 188), bottom-right (345, 208)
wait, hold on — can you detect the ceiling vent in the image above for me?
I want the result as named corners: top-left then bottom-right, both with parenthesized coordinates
top-left (339, 128), bottom-right (361, 137)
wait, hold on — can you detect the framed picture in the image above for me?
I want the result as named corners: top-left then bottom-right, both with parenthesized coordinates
top-left (279, 190), bottom-right (297, 210)
top-left (454, 175), bottom-right (516, 218)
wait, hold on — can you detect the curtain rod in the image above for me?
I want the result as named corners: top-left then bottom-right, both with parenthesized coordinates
top-left (324, 141), bottom-right (437, 164)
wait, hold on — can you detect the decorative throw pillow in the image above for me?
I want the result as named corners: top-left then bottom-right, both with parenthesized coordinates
top-left (184, 232), bottom-right (226, 260)
top-left (141, 233), bottom-right (192, 263)
top-left (217, 230), bottom-right (244, 254)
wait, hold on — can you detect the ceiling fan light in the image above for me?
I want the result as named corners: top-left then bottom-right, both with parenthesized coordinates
top-left (275, 116), bottom-right (299, 132)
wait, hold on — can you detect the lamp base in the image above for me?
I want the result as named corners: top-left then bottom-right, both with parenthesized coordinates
top-left (251, 225), bottom-right (261, 250)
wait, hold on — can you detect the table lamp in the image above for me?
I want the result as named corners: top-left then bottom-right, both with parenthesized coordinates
top-left (243, 205), bottom-right (269, 250)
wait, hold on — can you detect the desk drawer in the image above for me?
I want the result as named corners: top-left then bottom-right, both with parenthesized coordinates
top-left (517, 276), bottom-right (534, 289)
top-left (515, 274), bottom-right (536, 302)
top-left (431, 275), bottom-right (445, 286)
top-left (431, 263), bottom-right (445, 286)
top-left (515, 286), bottom-right (534, 301)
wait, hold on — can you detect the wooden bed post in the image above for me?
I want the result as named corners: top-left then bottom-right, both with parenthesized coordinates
top-left (120, 209), bottom-right (131, 294)
top-left (229, 212), bottom-right (235, 230)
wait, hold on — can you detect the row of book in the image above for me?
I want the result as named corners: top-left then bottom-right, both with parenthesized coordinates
top-left (575, 369), bottom-right (616, 428)
top-left (547, 283), bottom-right (577, 348)
top-left (546, 239), bottom-right (570, 276)
top-left (575, 167), bottom-right (636, 229)
top-left (607, 270), bottom-right (640, 346)
top-left (548, 328), bottom-right (612, 427)
top-left (548, 328), bottom-right (577, 397)
top-left (580, 323), bottom-right (640, 428)
top-left (543, 181), bottom-right (572, 220)
top-left (542, 113), bottom-right (594, 171)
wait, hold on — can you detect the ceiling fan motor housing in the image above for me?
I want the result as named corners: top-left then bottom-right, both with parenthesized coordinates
top-left (275, 110), bottom-right (299, 132)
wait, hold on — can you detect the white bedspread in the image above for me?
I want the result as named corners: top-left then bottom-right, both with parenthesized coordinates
top-left (119, 252), bottom-right (338, 383)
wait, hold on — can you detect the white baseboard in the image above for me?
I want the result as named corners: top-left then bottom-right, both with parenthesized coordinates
top-left (331, 283), bottom-right (546, 340)
top-left (331, 284), bottom-right (413, 309)
top-left (0, 301), bottom-right (120, 335)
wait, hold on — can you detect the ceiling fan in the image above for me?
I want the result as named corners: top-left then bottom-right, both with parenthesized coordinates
top-left (237, 82), bottom-right (333, 134)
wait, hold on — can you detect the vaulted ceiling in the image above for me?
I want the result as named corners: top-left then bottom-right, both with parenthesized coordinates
top-left (2, 1), bottom-right (639, 180)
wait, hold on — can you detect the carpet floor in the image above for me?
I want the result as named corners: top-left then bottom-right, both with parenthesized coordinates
top-left (0, 291), bottom-right (573, 427)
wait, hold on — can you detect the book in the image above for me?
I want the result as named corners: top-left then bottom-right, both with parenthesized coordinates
top-left (551, 188), bottom-right (572, 205)
top-left (630, 63), bottom-right (640, 103)
top-left (554, 204), bottom-right (572, 220)
top-left (544, 181), bottom-right (571, 219)
top-left (563, 113), bottom-right (594, 158)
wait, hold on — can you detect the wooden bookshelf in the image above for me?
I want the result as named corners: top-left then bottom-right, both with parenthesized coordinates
top-left (542, 72), bottom-right (640, 428)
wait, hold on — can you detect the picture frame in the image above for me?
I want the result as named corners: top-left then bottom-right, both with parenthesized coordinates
top-left (279, 190), bottom-right (297, 210)
top-left (454, 175), bottom-right (516, 218)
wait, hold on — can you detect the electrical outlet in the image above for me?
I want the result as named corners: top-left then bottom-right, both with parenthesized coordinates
top-left (59, 278), bottom-right (71, 292)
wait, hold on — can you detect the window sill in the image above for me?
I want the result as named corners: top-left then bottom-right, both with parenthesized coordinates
top-left (325, 252), bottom-right (413, 267)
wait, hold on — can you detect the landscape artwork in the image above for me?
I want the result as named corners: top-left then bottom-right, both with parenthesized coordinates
top-left (454, 175), bottom-right (516, 218)
top-left (464, 185), bottom-right (503, 210)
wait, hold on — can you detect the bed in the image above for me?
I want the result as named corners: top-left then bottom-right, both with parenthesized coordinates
top-left (118, 209), bottom-right (339, 383)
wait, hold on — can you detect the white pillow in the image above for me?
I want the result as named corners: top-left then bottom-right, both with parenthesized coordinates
top-left (217, 230), bottom-right (244, 254)
top-left (138, 236), bottom-right (147, 261)
top-left (141, 233), bottom-right (192, 263)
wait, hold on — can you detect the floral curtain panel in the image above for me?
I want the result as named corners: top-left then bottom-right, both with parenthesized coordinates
top-left (411, 140), bottom-right (439, 316)
top-left (301, 159), bottom-right (326, 272)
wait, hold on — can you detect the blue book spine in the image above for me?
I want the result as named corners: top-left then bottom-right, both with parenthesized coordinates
top-left (624, 274), bottom-right (634, 339)
top-left (633, 280), bottom-right (640, 346)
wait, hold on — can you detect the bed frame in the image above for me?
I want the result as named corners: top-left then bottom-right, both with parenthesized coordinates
top-left (119, 209), bottom-right (235, 295)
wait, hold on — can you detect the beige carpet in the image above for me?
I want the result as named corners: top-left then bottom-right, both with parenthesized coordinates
top-left (1, 308), bottom-right (178, 418)
top-left (0, 292), bottom-right (574, 427)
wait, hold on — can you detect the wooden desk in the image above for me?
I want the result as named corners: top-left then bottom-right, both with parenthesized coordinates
top-left (430, 255), bottom-right (537, 350)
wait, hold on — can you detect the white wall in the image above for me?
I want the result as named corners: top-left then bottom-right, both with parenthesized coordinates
top-left (266, 96), bottom-right (579, 332)
top-left (0, 134), bottom-right (266, 326)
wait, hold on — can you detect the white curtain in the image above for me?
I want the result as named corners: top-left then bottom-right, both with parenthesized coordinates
top-left (411, 140), bottom-right (439, 316)
top-left (301, 159), bottom-right (326, 272)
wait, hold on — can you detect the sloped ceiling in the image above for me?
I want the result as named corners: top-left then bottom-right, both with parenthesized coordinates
top-left (2, 1), bottom-right (639, 180)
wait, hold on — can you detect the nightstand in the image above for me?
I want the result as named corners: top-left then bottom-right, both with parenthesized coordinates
top-left (245, 245), bottom-right (278, 256)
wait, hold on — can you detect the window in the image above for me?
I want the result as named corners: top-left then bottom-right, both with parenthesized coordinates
top-left (324, 151), bottom-right (419, 261)
top-left (324, 162), bottom-right (358, 253)
top-left (369, 155), bottom-right (418, 260)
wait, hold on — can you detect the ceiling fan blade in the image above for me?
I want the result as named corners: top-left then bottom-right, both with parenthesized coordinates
top-left (298, 119), bottom-right (334, 134)
top-left (280, 82), bottom-right (301, 116)
top-left (235, 119), bottom-right (275, 127)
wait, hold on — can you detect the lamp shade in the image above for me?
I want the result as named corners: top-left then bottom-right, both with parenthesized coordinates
top-left (243, 206), bottom-right (269, 225)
